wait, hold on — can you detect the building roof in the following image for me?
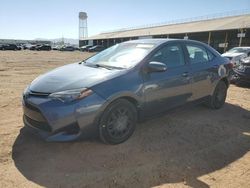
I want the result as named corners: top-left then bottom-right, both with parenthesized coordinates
top-left (85, 14), bottom-right (250, 40)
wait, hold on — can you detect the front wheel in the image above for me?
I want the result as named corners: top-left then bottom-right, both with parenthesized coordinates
top-left (99, 99), bottom-right (137, 144)
top-left (206, 81), bottom-right (227, 109)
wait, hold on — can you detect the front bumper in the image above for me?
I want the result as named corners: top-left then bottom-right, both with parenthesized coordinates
top-left (22, 92), bottom-right (106, 142)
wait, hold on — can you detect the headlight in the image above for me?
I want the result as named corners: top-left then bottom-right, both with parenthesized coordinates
top-left (49, 88), bottom-right (93, 103)
top-left (23, 85), bottom-right (30, 95)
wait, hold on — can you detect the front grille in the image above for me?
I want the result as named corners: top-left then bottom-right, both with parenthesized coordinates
top-left (23, 99), bottom-right (51, 132)
top-left (23, 101), bottom-right (46, 122)
top-left (24, 100), bottom-right (40, 112)
top-left (25, 115), bottom-right (52, 132)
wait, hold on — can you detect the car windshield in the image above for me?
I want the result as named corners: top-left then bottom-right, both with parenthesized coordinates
top-left (85, 43), bottom-right (155, 69)
top-left (228, 48), bottom-right (247, 53)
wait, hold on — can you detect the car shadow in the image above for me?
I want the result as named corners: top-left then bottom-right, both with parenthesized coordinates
top-left (232, 82), bottom-right (250, 88)
top-left (12, 103), bottom-right (250, 188)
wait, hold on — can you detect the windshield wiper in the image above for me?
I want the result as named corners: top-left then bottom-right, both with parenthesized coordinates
top-left (95, 64), bottom-right (113, 70)
top-left (78, 60), bottom-right (86, 64)
top-left (94, 63), bottom-right (125, 70)
top-left (83, 62), bottom-right (125, 70)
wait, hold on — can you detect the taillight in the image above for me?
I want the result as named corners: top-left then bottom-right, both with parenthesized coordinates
top-left (228, 61), bottom-right (234, 69)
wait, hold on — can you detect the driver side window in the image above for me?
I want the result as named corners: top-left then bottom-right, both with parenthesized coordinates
top-left (149, 44), bottom-right (185, 68)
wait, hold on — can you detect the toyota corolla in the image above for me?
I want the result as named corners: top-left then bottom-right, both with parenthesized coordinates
top-left (22, 39), bottom-right (232, 144)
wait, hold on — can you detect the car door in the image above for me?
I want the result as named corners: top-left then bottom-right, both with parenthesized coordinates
top-left (184, 42), bottom-right (217, 100)
top-left (142, 42), bottom-right (192, 116)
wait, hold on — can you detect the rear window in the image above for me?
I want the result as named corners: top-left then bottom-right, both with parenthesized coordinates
top-left (186, 44), bottom-right (214, 64)
top-left (207, 49), bottom-right (215, 61)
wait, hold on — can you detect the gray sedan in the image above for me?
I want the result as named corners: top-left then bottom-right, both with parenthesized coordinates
top-left (22, 39), bottom-right (232, 144)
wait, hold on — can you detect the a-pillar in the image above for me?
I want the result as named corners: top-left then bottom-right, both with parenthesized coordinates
top-left (207, 31), bottom-right (212, 45)
top-left (224, 32), bottom-right (228, 52)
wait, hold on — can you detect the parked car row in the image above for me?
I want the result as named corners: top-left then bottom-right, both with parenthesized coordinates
top-left (0, 44), bottom-right (22, 50)
top-left (0, 44), bottom-right (52, 51)
top-left (0, 43), bottom-right (106, 52)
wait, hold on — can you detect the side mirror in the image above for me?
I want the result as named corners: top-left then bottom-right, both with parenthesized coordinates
top-left (147, 61), bottom-right (167, 72)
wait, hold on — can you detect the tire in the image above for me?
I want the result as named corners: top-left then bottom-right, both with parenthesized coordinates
top-left (207, 81), bottom-right (227, 109)
top-left (99, 99), bottom-right (137, 144)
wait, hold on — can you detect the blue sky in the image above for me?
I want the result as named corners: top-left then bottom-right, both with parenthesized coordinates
top-left (0, 0), bottom-right (249, 39)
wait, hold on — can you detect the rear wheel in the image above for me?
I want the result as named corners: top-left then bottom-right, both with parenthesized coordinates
top-left (207, 81), bottom-right (227, 109)
top-left (99, 99), bottom-right (137, 144)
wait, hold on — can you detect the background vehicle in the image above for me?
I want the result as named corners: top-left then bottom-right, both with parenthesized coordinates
top-left (74, 47), bottom-right (80, 51)
top-left (224, 47), bottom-right (250, 57)
top-left (22, 44), bottom-right (32, 50)
top-left (59, 45), bottom-right (76, 51)
top-left (52, 45), bottom-right (62, 50)
top-left (88, 45), bottom-right (105, 52)
top-left (29, 45), bottom-right (40, 50)
top-left (1, 44), bottom-right (21, 50)
top-left (22, 39), bottom-right (232, 144)
top-left (231, 56), bottom-right (250, 84)
top-left (222, 52), bottom-right (247, 66)
top-left (36, 44), bottom-right (51, 51)
top-left (80, 45), bottom-right (92, 51)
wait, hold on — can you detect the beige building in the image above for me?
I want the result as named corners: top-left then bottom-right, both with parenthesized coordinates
top-left (80, 13), bottom-right (250, 53)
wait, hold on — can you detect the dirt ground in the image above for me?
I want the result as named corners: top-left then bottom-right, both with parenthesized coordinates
top-left (0, 50), bottom-right (250, 188)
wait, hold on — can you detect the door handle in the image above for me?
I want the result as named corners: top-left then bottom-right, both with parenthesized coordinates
top-left (182, 72), bottom-right (189, 77)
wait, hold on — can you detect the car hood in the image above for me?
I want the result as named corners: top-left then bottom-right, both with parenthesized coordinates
top-left (29, 63), bottom-right (124, 93)
top-left (221, 52), bottom-right (246, 57)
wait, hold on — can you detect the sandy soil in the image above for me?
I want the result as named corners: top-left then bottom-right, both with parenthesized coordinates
top-left (0, 51), bottom-right (249, 188)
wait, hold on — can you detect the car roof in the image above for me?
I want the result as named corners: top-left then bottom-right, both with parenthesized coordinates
top-left (232, 47), bottom-right (250, 49)
top-left (222, 53), bottom-right (246, 57)
top-left (124, 38), bottom-right (175, 45)
top-left (123, 38), bottom-right (206, 46)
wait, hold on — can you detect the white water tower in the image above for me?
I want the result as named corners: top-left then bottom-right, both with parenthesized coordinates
top-left (79, 12), bottom-right (88, 40)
